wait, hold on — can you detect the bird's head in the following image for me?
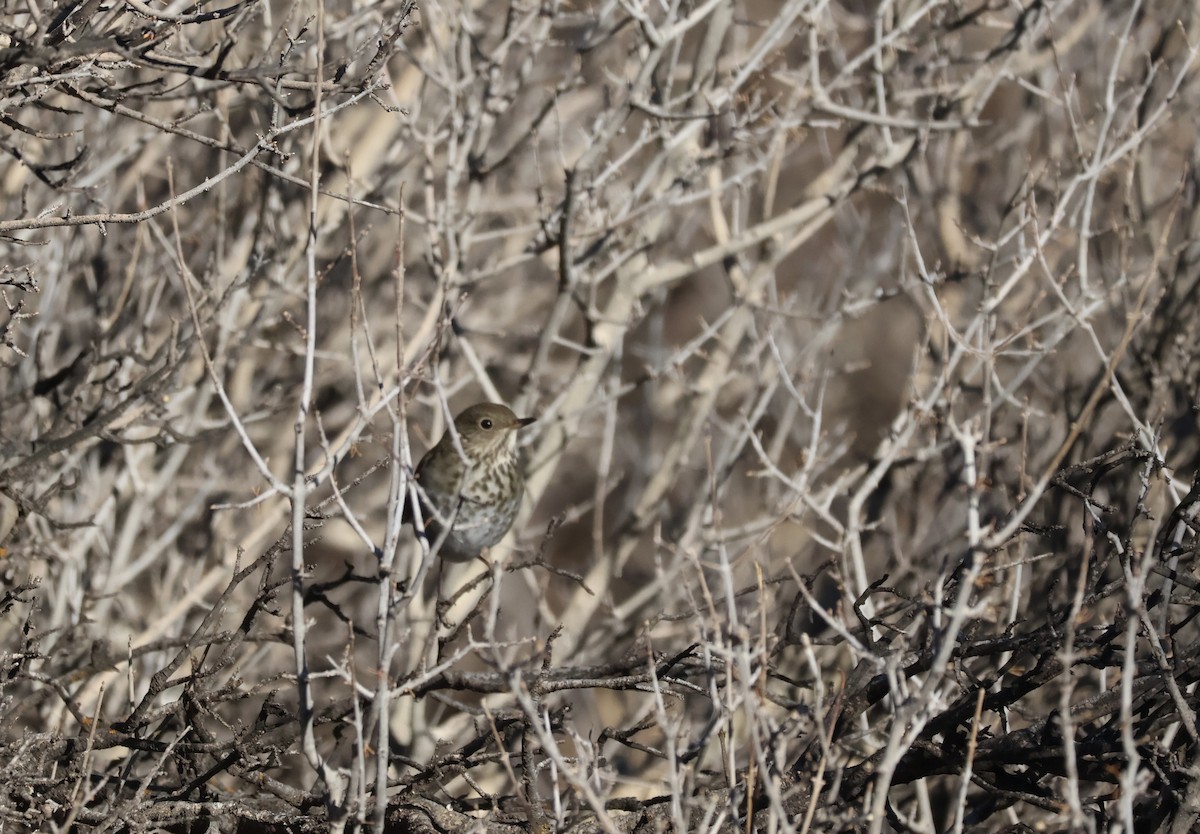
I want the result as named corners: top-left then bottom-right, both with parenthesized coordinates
top-left (452, 402), bottom-right (536, 458)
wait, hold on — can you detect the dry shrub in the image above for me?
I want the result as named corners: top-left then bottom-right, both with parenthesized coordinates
top-left (1, 0), bottom-right (1200, 831)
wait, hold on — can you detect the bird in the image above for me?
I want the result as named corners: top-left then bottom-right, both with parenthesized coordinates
top-left (404, 402), bottom-right (536, 561)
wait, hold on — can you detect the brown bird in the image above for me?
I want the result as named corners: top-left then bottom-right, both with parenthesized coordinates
top-left (405, 402), bottom-right (536, 561)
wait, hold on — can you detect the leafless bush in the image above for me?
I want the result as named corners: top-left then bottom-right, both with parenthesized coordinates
top-left (2, 0), bottom-right (1200, 831)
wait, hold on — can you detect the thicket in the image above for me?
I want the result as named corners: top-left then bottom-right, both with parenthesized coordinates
top-left (2, 1), bottom-right (1199, 832)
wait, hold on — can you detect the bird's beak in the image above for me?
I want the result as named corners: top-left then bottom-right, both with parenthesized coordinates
top-left (517, 416), bottom-right (537, 427)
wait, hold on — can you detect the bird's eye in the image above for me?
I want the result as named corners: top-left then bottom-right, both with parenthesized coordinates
top-left (480, 418), bottom-right (494, 430)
